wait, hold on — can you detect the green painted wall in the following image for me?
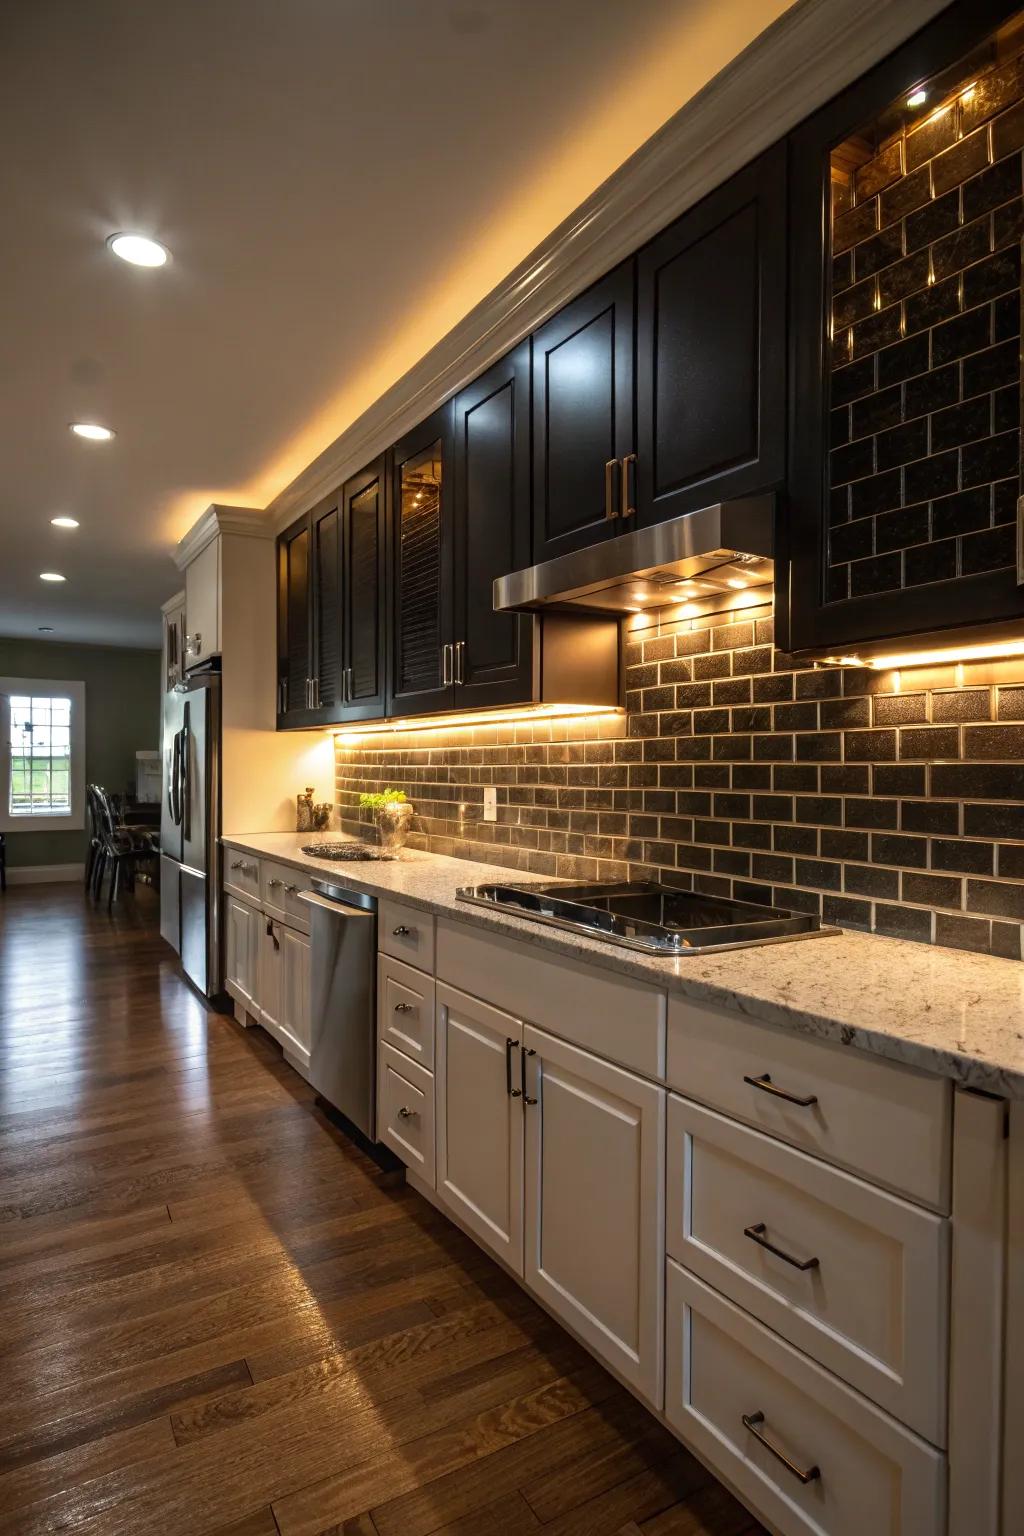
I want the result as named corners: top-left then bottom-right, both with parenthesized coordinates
top-left (0, 638), bottom-right (161, 868)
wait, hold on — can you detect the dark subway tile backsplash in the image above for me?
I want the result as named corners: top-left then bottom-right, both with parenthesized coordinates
top-left (337, 605), bottom-right (1024, 963)
top-left (828, 69), bottom-right (1024, 605)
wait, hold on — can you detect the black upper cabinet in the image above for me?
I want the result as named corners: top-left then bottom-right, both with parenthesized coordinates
top-left (311, 495), bottom-right (342, 716)
top-left (452, 341), bottom-right (533, 708)
top-left (389, 402), bottom-right (454, 717)
top-left (636, 144), bottom-right (786, 528)
top-left (276, 512), bottom-right (314, 726)
top-left (341, 456), bottom-right (388, 722)
top-left (781, 0), bottom-right (1023, 658)
top-left (532, 261), bottom-right (635, 562)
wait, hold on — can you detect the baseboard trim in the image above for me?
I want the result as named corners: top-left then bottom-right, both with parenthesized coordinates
top-left (5, 863), bottom-right (85, 885)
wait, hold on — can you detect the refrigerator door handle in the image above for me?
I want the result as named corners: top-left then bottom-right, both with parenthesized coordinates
top-left (170, 729), bottom-right (183, 826)
top-left (180, 719), bottom-right (191, 843)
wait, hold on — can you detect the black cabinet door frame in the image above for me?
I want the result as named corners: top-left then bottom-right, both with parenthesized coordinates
top-left (340, 454), bottom-right (388, 723)
top-left (276, 510), bottom-right (316, 728)
top-left (781, 0), bottom-right (1022, 656)
top-left (309, 490), bottom-right (345, 725)
top-left (532, 260), bottom-right (635, 563)
top-left (452, 340), bottom-right (534, 710)
top-left (388, 400), bottom-right (455, 717)
top-left (636, 143), bottom-right (786, 529)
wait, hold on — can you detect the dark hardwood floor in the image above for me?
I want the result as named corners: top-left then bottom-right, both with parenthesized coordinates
top-left (0, 882), bottom-right (765, 1536)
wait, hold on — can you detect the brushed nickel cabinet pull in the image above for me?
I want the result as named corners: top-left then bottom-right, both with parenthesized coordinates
top-left (506, 1037), bottom-right (521, 1098)
top-left (604, 458), bottom-right (620, 520)
top-left (741, 1412), bottom-right (820, 1484)
top-left (284, 883), bottom-right (298, 895)
top-left (267, 878), bottom-right (281, 888)
top-left (1017, 494), bottom-right (1024, 585)
top-left (392, 925), bottom-right (412, 937)
top-left (397, 1106), bottom-right (417, 1119)
top-left (393, 1002), bottom-right (414, 1014)
top-left (454, 640), bottom-right (465, 685)
top-left (744, 1222), bottom-right (820, 1272)
top-left (743, 1072), bottom-right (818, 1108)
top-left (620, 452), bottom-right (637, 518)
top-left (442, 643), bottom-right (453, 686)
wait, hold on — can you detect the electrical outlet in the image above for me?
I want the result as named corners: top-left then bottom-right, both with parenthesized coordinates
top-left (483, 786), bottom-right (497, 822)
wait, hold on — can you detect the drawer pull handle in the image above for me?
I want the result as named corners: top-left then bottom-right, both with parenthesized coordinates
top-left (743, 1072), bottom-right (818, 1108)
top-left (230, 860), bottom-right (242, 870)
top-left (284, 884), bottom-right (298, 895)
top-left (397, 1106), bottom-right (417, 1119)
top-left (741, 1412), bottom-right (820, 1485)
top-left (392, 925), bottom-right (413, 937)
top-left (744, 1222), bottom-right (820, 1272)
top-left (521, 1045), bottom-right (537, 1106)
top-left (267, 878), bottom-right (281, 888)
top-left (506, 1037), bottom-right (521, 1098)
top-left (394, 1002), bottom-right (415, 1014)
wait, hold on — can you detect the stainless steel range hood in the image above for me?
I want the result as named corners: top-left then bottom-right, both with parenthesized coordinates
top-left (494, 494), bottom-right (775, 616)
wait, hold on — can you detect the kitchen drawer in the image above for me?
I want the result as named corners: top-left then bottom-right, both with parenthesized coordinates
top-left (666, 1095), bottom-right (947, 1444)
top-left (665, 1263), bottom-right (945, 1536)
top-left (223, 849), bottom-right (261, 904)
top-left (378, 1042), bottom-right (435, 1187)
top-left (379, 953), bottom-right (435, 1069)
top-left (380, 899), bottom-right (435, 972)
top-left (262, 861), bottom-right (313, 931)
top-left (666, 995), bottom-right (950, 1211)
top-left (436, 917), bottom-right (665, 1079)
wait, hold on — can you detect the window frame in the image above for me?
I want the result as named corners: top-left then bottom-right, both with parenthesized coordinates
top-left (0, 678), bottom-right (86, 833)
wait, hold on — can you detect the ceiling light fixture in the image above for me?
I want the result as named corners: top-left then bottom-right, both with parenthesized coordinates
top-left (37, 626), bottom-right (54, 633)
top-left (70, 423), bottom-right (114, 441)
top-left (107, 232), bottom-right (169, 267)
top-left (39, 572), bottom-right (66, 583)
top-left (50, 515), bottom-right (80, 529)
top-left (906, 88), bottom-right (928, 108)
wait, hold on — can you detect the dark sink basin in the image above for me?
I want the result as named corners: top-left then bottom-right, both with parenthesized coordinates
top-left (301, 842), bottom-right (395, 862)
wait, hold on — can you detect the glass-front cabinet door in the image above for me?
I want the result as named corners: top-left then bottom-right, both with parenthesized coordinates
top-left (389, 402), bottom-right (454, 717)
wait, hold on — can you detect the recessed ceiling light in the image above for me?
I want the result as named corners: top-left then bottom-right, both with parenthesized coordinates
top-left (50, 515), bottom-right (80, 529)
top-left (70, 423), bottom-right (114, 441)
top-left (107, 232), bottom-right (169, 267)
top-left (39, 572), bottom-right (66, 583)
top-left (906, 88), bottom-right (928, 108)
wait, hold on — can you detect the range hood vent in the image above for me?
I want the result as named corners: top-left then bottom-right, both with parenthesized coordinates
top-left (494, 494), bottom-right (775, 616)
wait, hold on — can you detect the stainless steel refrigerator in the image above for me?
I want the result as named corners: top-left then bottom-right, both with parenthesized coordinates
top-left (160, 667), bottom-right (221, 997)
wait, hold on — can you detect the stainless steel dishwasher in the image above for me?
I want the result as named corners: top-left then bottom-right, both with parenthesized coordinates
top-left (301, 879), bottom-right (378, 1139)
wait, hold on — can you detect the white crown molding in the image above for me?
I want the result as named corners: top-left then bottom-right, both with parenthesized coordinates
top-left (174, 504), bottom-right (268, 570)
top-left (252, 0), bottom-right (946, 532)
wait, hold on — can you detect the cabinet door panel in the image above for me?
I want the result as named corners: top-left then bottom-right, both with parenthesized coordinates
top-left (258, 917), bottom-right (282, 1034)
top-left (342, 457), bottom-right (387, 721)
top-left (276, 515), bottom-right (312, 725)
top-left (390, 404), bottom-right (454, 716)
top-left (281, 927), bottom-right (311, 1061)
top-left (532, 262), bottom-right (635, 562)
top-left (311, 496), bottom-right (342, 716)
top-left (637, 145), bottom-right (785, 527)
top-left (436, 983), bottom-right (523, 1274)
top-left (453, 343), bottom-right (533, 708)
top-left (225, 895), bottom-right (257, 1009)
top-left (523, 1023), bottom-right (665, 1408)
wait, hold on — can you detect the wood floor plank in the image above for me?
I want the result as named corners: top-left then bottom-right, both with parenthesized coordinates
top-left (0, 883), bottom-right (765, 1536)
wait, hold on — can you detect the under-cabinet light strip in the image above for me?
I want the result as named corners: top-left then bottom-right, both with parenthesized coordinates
top-left (335, 704), bottom-right (623, 742)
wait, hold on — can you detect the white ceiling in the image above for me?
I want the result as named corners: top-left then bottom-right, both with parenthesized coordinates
top-left (0, 0), bottom-right (795, 648)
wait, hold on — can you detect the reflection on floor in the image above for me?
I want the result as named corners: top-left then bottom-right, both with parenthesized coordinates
top-left (0, 882), bottom-right (766, 1536)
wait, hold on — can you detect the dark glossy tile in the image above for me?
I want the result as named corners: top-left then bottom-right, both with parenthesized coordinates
top-left (961, 522), bottom-right (1017, 574)
top-left (930, 126), bottom-right (992, 197)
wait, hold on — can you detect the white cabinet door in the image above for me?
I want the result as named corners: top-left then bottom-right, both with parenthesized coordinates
top-left (184, 538), bottom-right (220, 665)
top-left (281, 927), bottom-right (311, 1062)
top-left (225, 895), bottom-right (257, 1010)
top-left (523, 1023), bottom-right (665, 1409)
top-left (436, 983), bottom-right (524, 1275)
top-left (257, 916), bottom-right (282, 1035)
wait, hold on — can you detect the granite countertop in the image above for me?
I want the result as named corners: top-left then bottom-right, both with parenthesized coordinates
top-left (223, 830), bottom-right (1024, 1097)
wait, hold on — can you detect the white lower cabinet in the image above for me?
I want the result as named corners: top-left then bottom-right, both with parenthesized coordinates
top-left (225, 894), bottom-right (259, 1010)
top-left (379, 1042), bottom-right (435, 1186)
top-left (280, 926), bottom-right (311, 1065)
top-left (523, 1024), bottom-right (665, 1411)
top-left (436, 983), bottom-right (524, 1275)
top-left (665, 1262), bottom-right (945, 1536)
top-left (257, 915), bottom-right (282, 1035)
top-left (666, 1094), bottom-right (948, 1444)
